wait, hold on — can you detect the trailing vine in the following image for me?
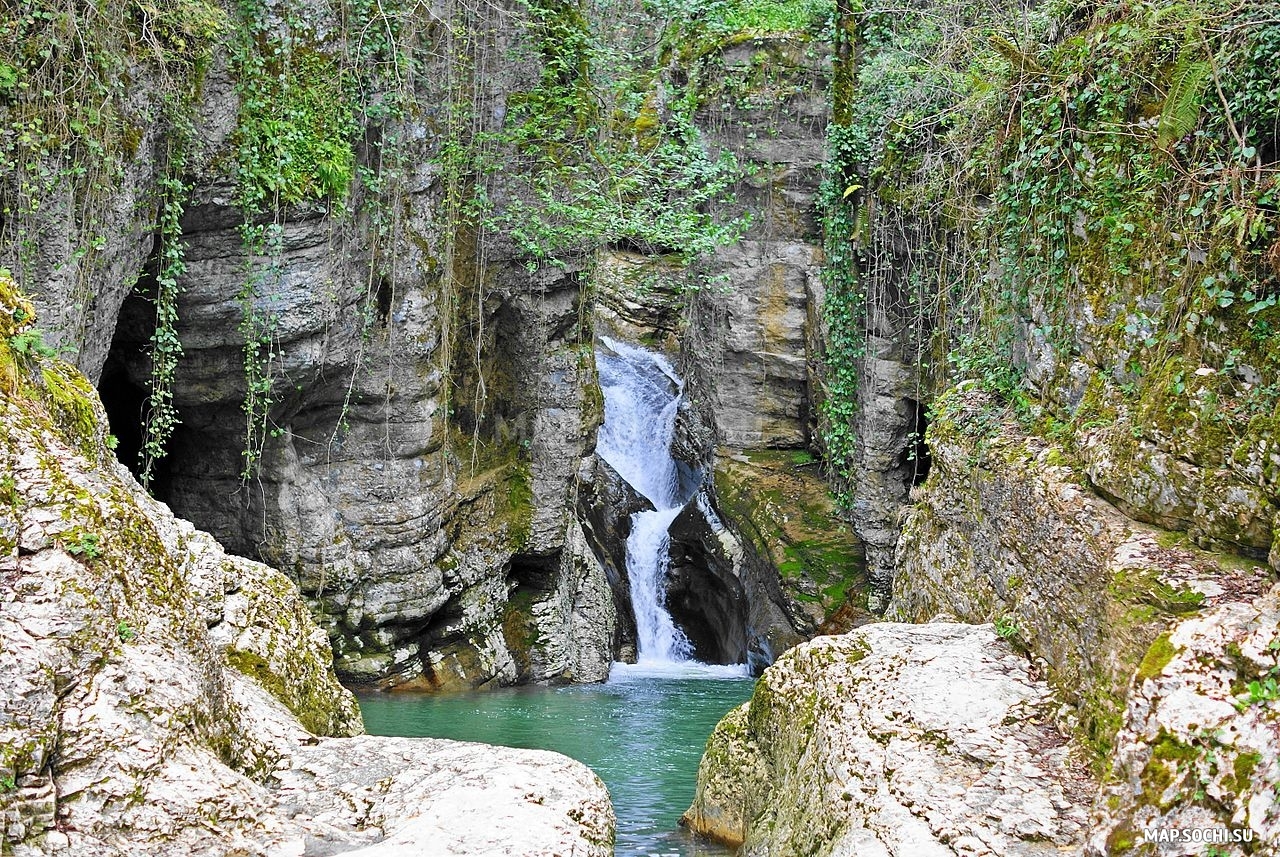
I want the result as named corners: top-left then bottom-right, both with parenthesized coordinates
top-left (139, 147), bottom-right (189, 488)
top-left (816, 123), bottom-right (867, 488)
top-left (225, 0), bottom-right (363, 481)
top-left (0, 0), bottom-right (223, 366)
top-left (235, 221), bottom-right (284, 481)
top-left (812, 0), bottom-right (1279, 499)
top-left (810, 0), bottom-right (1279, 762)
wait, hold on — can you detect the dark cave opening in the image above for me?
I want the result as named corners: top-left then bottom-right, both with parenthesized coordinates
top-left (501, 552), bottom-right (561, 681)
top-left (97, 276), bottom-right (181, 495)
top-left (374, 275), bottom-right (393, 326)
top-left (97, 361), bottom-right (148, 482)
top-left (901, 397), bottom-right (931, 487)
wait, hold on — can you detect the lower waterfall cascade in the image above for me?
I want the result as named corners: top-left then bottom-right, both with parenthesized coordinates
top-left (595, 336), bottom-right (702, 666)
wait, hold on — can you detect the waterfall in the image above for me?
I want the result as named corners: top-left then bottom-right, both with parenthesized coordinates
top-left (596, 337), bottom-right (695, 664)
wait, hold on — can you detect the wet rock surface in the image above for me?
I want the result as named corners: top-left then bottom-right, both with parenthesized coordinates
top-left (713, 449), bottom-right (867, 639)
top-left (666, 497), bottom-right (752, 665)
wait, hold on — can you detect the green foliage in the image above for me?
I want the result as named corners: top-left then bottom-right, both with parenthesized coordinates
top-left (650, 0), bottom-right (831, 40)
top-left (229, 29), bottom-right (356, 210)
top-left (1157, 48), bottom-right (1209, 148)
top-left (7, 329), bottom-right (56, 359)
top-left (815, 124), bottom-right (866, 491)
top-left (1235, 674), bottom-right (1280, 711)
top-left (139, 153), bottom-right (189, 489)
top-left (947, 331), bottom-right (1027, 410)
top-left (116, 621), bottom-right (137, 642)
top-left (984, 0), bottom-right (1278, 440)
top-left (64, 531), bottom-right (102, 560)
top-left (1219, 21), bottom-right (1280, 160)
top-left (235, 222), bottom-right (283, 481)
top-left (994, 615), bottom-right (1020, 640)
top-left (455, 0), bottom-right (747, 266)
top-left (815, 0), bottom-right (1280, 501)
top-left (0, 0), bottom-right (223, 296)
top-left (720, 0), bottom-right (830, 34)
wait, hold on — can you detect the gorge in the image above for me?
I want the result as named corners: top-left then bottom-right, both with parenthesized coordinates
top-left (2, 0), bottom-right (1279, 855)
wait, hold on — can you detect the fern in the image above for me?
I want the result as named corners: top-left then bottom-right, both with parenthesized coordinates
top-left (1158, 51), bottom-right (1210, 148)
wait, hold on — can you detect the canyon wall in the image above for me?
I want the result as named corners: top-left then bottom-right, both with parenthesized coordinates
top-left (689, 1), bottom-right (1280, 854)
top-left (0, 277), bottom-right (614, 855)
top-left (0, 0), bottom-right (864, 688)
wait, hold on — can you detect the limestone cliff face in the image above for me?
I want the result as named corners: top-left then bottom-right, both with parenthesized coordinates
top-left (5, 0), bottom-right (859, 685)
top-left (594, 28), bottom-right (868, 654)
top-left (875, 388), bottom-right (1277, 855)
top-left (1015, 254), bottom-right (1280, 571)
top-left (890, 387), bottom-right (1275, 758)
top-left (0, 280), bottom-right (614, 854)
top-left (6, 0), bottom-right (616, 689)
top-left (680, 36), bottom-right (829, 453)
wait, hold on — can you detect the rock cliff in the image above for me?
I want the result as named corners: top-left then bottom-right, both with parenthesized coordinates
top-left (687, 2), bottom-right (1280, 854)
top-left (2, 0), bottom-right (620, 690)
top-left (891, 387), bottom-right (1274, 761)
top-left (2, 0), bottom-right (863, 686)
top-left (0, 279), bottom-right (614, 854)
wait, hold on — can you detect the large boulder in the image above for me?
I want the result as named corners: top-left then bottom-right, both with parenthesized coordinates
top-left (1087, 585), bottom-right (1280, 856)
top-left (683, 624), bottom-right (1092, 856)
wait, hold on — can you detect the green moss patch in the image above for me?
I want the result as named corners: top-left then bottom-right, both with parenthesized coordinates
top-left (1136, 633), bottom-right (1178, 682)
top-left (714, 448), bottom-right (867, 628)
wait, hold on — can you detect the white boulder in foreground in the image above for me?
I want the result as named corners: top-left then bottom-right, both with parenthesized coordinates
top-left (683, 623), bottom-right (1091, 856)
top-left (277, 735), bottom-right (615, 857)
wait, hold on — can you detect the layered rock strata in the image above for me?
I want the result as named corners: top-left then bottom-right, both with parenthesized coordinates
top-left (891, 387), bottom-right (1275, 758)
top-left (0, 284), bottom-right (614, 855)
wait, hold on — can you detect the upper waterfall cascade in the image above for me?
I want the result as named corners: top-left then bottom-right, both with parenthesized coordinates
top-left (596, 337), bottom-right (696, 665)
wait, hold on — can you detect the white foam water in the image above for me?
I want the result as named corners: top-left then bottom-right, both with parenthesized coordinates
top-left (596, 336), bottom-right (696, 665)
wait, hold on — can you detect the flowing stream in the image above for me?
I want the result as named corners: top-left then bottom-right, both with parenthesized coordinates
top-left (361, 339), bottom-right (753, 855)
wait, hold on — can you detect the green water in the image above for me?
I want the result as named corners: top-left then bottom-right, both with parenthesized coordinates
top-left (358, 662), bottom-right (754, 856)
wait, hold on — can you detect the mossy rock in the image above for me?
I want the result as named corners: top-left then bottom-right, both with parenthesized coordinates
top-left (714, 447), bottom-right (868, 629)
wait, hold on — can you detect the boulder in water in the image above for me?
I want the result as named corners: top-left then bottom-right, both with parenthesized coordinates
top-left (682, 623), bottom-right (1091, 854)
